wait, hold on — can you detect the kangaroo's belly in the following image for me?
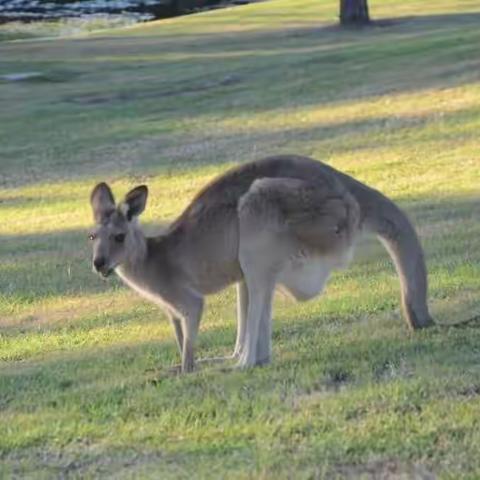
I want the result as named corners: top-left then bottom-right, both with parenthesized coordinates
top-left (278, 257), bottom-right (331, 301)
top-left (278, 248), bottom-right (354, 301)
top-left (193, 258), bottom-right (243, 294)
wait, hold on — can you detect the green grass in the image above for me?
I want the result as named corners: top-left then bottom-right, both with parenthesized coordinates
top-left (1, 0), bottom-right (480, 477)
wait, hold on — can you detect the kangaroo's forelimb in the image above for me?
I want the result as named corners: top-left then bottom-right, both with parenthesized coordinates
top-left (233, 281), bottom-right (248, 358)
top-left (169, 315), bottom-right (184, 356)
top-left (176, 293), bottom-right (204, 373)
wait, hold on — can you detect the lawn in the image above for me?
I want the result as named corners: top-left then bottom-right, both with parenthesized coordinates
top-left (1, 0), bottom-right (480, 477)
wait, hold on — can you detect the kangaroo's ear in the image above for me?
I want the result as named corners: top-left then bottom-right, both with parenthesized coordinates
top-left (90, 182), bottom-right (115, 223)
top-left (121, 185), bottom-right (148, 221)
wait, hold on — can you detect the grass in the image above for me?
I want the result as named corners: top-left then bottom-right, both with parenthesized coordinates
top-left (1, 0), bottom-right (480, 477)
top-left (0, 16), bottom-right (143, 42)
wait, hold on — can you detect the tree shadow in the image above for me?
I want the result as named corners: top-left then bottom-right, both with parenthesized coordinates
top-left (2, 287), bottom-right (480, 416)
top-left (0, 227), bottom-right (113, 307)
top-left (97, 11), bottom-right (480, 49)
top-left (2, 96), bottom-right (479, 190)
top-left (0, 191), bottom-right (477, 311)
top-left (2, 310), bottom-right (480, 478)
top-left (1, 11), bottom-right (479, 186)
top-left (0, 185), bottom-right (478, 477)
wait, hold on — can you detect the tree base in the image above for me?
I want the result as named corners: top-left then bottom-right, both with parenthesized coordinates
top-left (340, 0), bottom-right (370, 26)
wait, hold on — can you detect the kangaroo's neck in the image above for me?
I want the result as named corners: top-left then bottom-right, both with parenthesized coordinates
top-left (114, 228), bottom-right (183, 299)
top-left (115, 227), bottom-right (149, 281)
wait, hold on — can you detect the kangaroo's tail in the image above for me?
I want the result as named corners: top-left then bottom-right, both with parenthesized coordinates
top-left (342, 176), bottom-right (434, 329)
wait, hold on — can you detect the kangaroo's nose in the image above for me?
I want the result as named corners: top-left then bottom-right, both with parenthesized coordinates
top-left (93, 257), bottom-right (106, 271)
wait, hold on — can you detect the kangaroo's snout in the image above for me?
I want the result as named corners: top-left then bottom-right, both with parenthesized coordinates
top-left (93, 257), bottom-right (105, 270)
top-left (93, 256), bottom-right (112, 277)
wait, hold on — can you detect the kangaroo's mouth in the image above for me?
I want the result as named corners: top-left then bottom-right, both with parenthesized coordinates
top-left (100, 268), bottom-right (113, 278)
top-left (93, 264), bottom-right (114, 278)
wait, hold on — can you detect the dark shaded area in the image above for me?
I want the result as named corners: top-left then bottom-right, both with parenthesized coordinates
top-left (88, 11), bottom-right (480, 53)
top-left (63, 73), bottom-right (243, 105)
top-left (0, 189), bottom-right (478, 474)
top-left (2, 290), bottom-right (480, 416)
top-left (0, 220), bottom-right (169, 306)
top-left (0, 0), bottom-right (227, 24)
top-left (0, 227), bottom-right (111, 303)
top-left (1, 12), bottom-right (479, 187)
top-left (2, 314), bottom-right (479, 476)
top-left (1, 195), bottom-right (478, 331)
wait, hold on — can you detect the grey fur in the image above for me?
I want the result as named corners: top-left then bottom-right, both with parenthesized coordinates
top-left (89, 155), bottom-right (434, 372)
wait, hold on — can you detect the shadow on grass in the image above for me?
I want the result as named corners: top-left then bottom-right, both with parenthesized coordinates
top-left (95, 12), bottom-right (480, 51)
top-left (1, 12), bottom-right (480, 186)
top-left (60, 13), bottom-right (480, 113)
top-left (0, 227), bottom-right (112, 305)
top-left (0, 193), bottom-right (478, 311)
top-left (2, 301), bottom-right (480, 418)
top-left (0, 248), bottom-right (478, 473)
top-left (2, 98), bottom-right (479, 190)
top-left (149, 104), bottom-right (480, 171)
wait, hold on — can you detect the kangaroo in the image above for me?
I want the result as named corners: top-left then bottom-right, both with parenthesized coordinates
top-left (89, 155), bottom-right (434, 373)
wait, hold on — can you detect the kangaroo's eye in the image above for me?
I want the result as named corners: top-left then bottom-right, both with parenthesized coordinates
top-left (88, 233), bottom-right (96, 241)
top-left (114, 233), bottom-right (126, 243)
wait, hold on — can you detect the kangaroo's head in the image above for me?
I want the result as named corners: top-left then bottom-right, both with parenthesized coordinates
top-left (89, 182), bottom-right (148, 277)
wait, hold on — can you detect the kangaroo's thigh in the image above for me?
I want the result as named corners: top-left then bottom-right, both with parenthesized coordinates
top-left (236, 185), bottom-right (293, 367)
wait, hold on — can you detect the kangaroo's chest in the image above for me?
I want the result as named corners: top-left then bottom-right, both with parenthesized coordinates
top-left (115, 267), bottom-right (174, 313)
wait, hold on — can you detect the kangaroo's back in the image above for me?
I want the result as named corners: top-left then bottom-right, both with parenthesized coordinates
top-left (169, 154), bottom-right (433, 329)
top-left (169, 155), bottom-right (343, 232)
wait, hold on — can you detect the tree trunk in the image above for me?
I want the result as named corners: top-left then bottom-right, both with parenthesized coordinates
top-left (340, 0), bottom-right (370, 26)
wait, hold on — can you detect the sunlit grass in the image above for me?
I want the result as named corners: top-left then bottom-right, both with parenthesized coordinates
top-left (1, 0), bottom-right (480, 477)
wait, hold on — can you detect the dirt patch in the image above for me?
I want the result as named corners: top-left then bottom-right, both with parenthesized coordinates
top-left (293, 369), bottom-right (354, 409)
top-left (457, 385), bottom-right (480, 397)
top-left (1, 446), bottom-right (166, 478)
top-left (373, 357), bottom-right (413, 382)
top-left (324, 368), bottom-right (352, 391)
top-left (332, 459), bottom-right (436, 480)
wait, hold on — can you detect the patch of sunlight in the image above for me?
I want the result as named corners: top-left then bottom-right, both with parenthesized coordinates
top-left (0, 319), bottom-right (173, 362)
top-left (319, 151), bottom-right (477, 201)
top-left (214, 83), bottom-right (480, 136)
top-left (1, 285), bottom-right (239, 357)
top-left (117, 0), bottom-right (336, 37)
top-left (0, 290), bottom-right (145, 329)
top-left (0, 164), bottom-right (227, 235)
top-left (114, 0), bottom-right (480, 39)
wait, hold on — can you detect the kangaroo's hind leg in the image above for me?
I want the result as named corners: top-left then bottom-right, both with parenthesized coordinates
top-left (255, 290), bottom-right (273, 365)
top-left (236, 185), bottom-right (291, 368)
top-left (236, 257), bottom-right (276, 368)
top-left (235, 175), bottom-right (360, 368)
